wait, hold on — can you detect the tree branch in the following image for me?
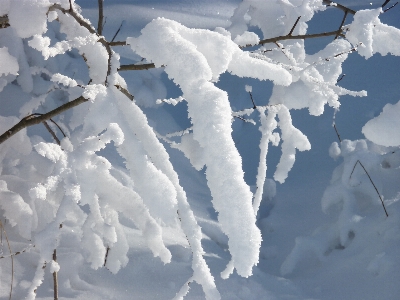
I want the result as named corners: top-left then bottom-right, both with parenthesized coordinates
top-left (256, 29), bottom-right (344, 47)
top-left (97, 0), bottom-right (104, 35)
top-left (118, 63), bottom-right (159, 71)
top-left (109, 41), bottom-right (126, 46)
top-left (0, 96), bottom-right (87, 145)
top-left (288, 16), bottom-right (301, 36)
top-left (111, 21), bottom-right (124, 43)
top-left (53, 249), bottom-right (58, 300)
top-left (50, 4), bottom-right (113, 81)
top-left (335, 10), bottom-right (348, 39)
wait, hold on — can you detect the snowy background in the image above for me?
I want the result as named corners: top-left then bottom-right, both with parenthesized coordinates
top-left (1, 0), bottom-right (400, 299)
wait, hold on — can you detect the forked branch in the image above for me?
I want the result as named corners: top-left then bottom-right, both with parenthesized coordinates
top-left (0, 96), bottom-right (87, 145)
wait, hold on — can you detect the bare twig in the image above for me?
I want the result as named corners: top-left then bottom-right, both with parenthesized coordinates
top-left (323, 0), bottom-right (356, 15)
top-left (0, 96), bottom-right (87, 145)
top-left (104, 246), bottom-right (110, 267)
top-left (53, 249), bottom-right (58, 300)
top-left (0, 220), bottom-right (13, 300)
top-left (333, 123), bottom-right (342, 142)
top-left (335, 11), bottom-right (348, 39)
top-left (115, 85), bottom-right (134, 101)
top-left (97, 0), bottom-right (104, 35)
top-left (288, 16), bottom-right (301, 36)
top-left (382, 0), bottom-right (391, 7)
top-left (43, 121), bottom-right (61, 145)
top-left (48, 119), bottom-right (67, 138)
top-left (109, 41), bottom-right (126, 46)
top-left (350, 160), bottom-right (389, 217)
top-left (383, 2), bottom-right (398, 12)
top-left (337, 74), bottom-right (346, 83)
top-left (248, 92), bottom-right (256, 109)
top-left (118, 63), bottom-right (158, 71)
top-left (111, 21), bottom-right (124, 43)
top-left (254, 29), bottom-right (344, 47)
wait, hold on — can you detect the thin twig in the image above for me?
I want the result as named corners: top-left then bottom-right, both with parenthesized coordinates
top-left (335, 11), bottom-right (348, 39)
top-left (274, 41), bottom-right (295, 63)
top-left (111, 21), bottom-right (124, 43)
top-left (97, 0), bottom-right (104, 35)
top-left (0, 220), bottom-right (13, 300)
top-left (288, 16), bottom-right (301, 36)
top-left (350, 160), bottom-right (389, 217)
top-left (53, 249), bottom-right (58, 300)
top-left (255, 29), bottom-right (344, 47)
top-left (248, 92), bottom-right (256, 109)
top-left (43, 121), bottom-right (61, 145)
top-left (104, 246), bottom-right (110, 267)
top-left (333, 123), bottom-right (342, 142)
top-left (383, 2), bottom-right (398, 12)
top-left (48, 119), bottom-right (67, 138)
top-left (337, 74), bottom-right (346, 83)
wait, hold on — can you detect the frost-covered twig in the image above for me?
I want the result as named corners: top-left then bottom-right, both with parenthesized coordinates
top-left (350, 160), bottom-right (388, 217)
top-left (0, 244), bottom-right (35, 260)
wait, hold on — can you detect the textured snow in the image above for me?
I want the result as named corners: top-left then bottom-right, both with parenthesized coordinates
top-left (362, 100), bottom-right (400, 146)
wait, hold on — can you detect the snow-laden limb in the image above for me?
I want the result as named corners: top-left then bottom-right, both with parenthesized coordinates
top-left (346, 8), bottom-right (400, 59)
top-left (127, 17), bottom-right (296, 278)
top-left (362, 100), bottom-right (400, 147)
top-left (274, 105), bottom-right (311, 183)
top-left (110, 87), bottom-right (220, 299)
top-left (253, 106), bottom-right (280, 215)
top-left (269, 39), bottom-right (366, 116)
